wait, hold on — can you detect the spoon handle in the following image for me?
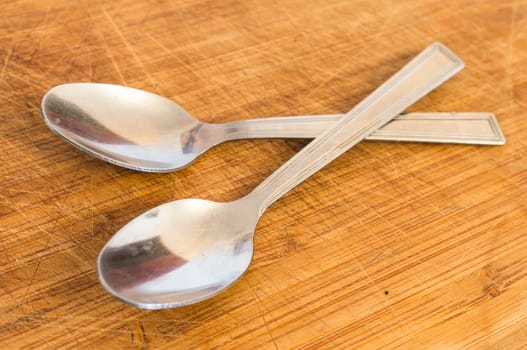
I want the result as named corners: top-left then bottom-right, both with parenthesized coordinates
top-left (222, 112), bottom-right (505, 145)
top-left (250, 42), bottom-right (464, 213)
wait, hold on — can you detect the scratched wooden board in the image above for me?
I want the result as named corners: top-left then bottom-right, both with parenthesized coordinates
top-left (1, 0), bottom-right (526, 348)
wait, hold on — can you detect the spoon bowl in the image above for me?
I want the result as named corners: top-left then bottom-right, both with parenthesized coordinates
top-left (41, 83), bottom-right (224, 171)
top-left (98, 198), bottom-right (259, 308)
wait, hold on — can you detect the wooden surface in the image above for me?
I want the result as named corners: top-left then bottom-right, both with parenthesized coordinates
top-left (1, 0), bottom-right (526, 348)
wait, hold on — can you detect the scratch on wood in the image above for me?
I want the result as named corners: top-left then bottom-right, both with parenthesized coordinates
top-left (34, 5), bottom-right (52, 50)
top-left (272, 0), bottom-right (299, 29)
top-left (245, 278), bottom-right (279, 350)
top-left (102, 8), bottom-right (155, 86)
top-left (507, 0), bottom-right (518, 110)
top-left (144, 32), bottom-right (171, 55)
top-left (139, 321), bottom-right (148, 349)
top-left (22, 256), bottom-right (42, 302)
top-left (0, 44), bottom-right (13, 82)
top-left (80, 2), bottom-right (126, 84)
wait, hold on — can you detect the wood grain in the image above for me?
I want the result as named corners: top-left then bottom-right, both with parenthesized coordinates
top-left (1, 0), bottom-right (526, 348)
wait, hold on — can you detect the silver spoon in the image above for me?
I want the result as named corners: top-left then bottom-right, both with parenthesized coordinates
top-left (41, 84), bottom-right (504, 173)
top-left (97, 42), bottom-right (464, 309)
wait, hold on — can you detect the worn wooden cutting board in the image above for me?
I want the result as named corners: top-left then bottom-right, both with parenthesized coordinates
top-left (1, 0), bottom-right (526, 348)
